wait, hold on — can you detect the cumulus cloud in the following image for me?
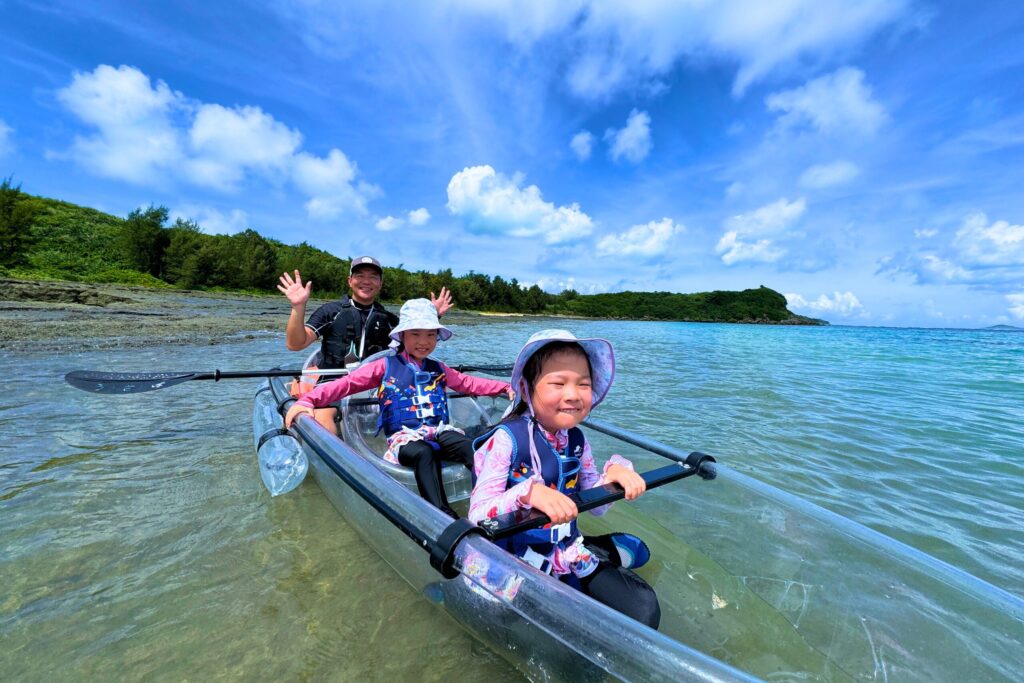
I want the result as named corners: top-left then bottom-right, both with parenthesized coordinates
top-left (716, 232), bottom-right (786, 265)
top-left (376, 216), bottom-right (402, 231)
top-left (171, 205), bottom-right (250, 235)
top-left (187, 104), bottom-right (302, 190)
top-left (56, 64), bottom-right (378, 219)
top-left (716, 197), bottom-right (806, 265)
top-left (786, 291), bottom-right (863, 316)
top-left (596, 218), bottom-right (683, 257)
top-left (952, 212), bottom-right (1024, 266)
top-left (1007, 293), bottom-right (1024, 321)
top-left (605, 109), bottom-right (652, 163)
top-left (879, 213), bottom-right (1024, 289)
top-left (726, 197), bottom-right (807, 236)
top-left (914, 228), bottom-right (938, 239)
top-left (767, 68), bottom-right (887, 136)
top-left (446, 165), bottom-right (594, 244)
top-left (570, 130), bottom-right (594, 161)
top-left (376, 208), bottom-right (431, 231)
top-left (292, 149), bottom-right (380, 219)
top-left (57, 64), bottom-right (186, 184)
top-left (0, 120), bottom-right (13, 156)
top-left (408, 208), bottom-right (431, 225)
top-left (799, 160), bottom-right (860, 188)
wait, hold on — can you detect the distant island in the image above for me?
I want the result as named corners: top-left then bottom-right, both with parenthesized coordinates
top-left (985, 325), bottom-right (1022, 331)
top-left (0, 180), bottom-right (825, 325)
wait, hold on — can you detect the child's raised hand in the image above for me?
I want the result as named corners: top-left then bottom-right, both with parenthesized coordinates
top-left (284, 403), bottom-right (314, 428)
top-left (523, 483), bottom-right (578, 524)
top-left (430, 287), bottom-right (454, 317)
top-left (605, 463), bottom-right (647, 501)
top-left (505, 386), bottom-right (515, 401)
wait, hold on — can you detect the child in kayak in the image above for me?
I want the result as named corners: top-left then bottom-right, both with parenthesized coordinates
top-left (285, 298), bottom-right (513, 517)
top-left (468, 329), bottom-right (660, 628)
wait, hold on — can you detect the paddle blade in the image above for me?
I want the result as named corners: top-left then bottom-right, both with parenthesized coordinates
top-left (65, 370), bottom-right (199, 394)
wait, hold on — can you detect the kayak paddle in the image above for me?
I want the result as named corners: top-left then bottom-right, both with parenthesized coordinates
top-left (65, 364), bottom-right (513, 394)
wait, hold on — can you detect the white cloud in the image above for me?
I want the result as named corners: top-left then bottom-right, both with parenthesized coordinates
top-left (292, 149), bottom-right (380, 219)
top-left (605, 109), bottom-right (652, 163)
top-left (914, 228), bottom-right (938, 239)
top-left (717, 197), bottom-right (806, 265)
top-left (570, 130), bottom-right (594, 161)
top-left (0, 120), bottom-right (13, 156)
top-left (596, 217), bottom-right (683, 257)
top-left (376, 207), bottom-right (430, 231)
top-left (408, 208), bottom-right (431, 225)
top-left (725, 181), bottom-right (745, 199)
top-left (726, 197), bottom-right (807, 236)
top-left (880, 212), bottom-right (1024, 290)
top-left (716, 231), bottom-right (786, 265)
top-left (57, 64), bottom-right (185, 184)
top-left (171, 205), bottom-right (250, 235)
top-left (473, 1), bottom-right (911, 98)
top-left (187, 104), bottom-right (302, 190)
top-left (376, 216), bottom-right (403, 231)
top-left (786, 291), bottom-right (863, 316)
top-left (952, 212), bottom-right (1024, 267)
top-left (1007, 294), bottom-right (1024, 321)
top-left (799, 160), bottom-right (860, 188)
top-left (56, 64), bottom-right (378, 219)
top-left (446, 165), bottom-right (594, 244)
top-left (766, 68), bottom-right (887, 136)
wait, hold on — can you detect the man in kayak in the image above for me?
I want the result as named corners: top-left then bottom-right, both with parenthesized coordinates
top-left (277, 256), bottom-right (452, 432)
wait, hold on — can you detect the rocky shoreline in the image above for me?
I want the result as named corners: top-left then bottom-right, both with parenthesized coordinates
top-left (0, 277), bottom-right (823, 351)
top-left (0, 277), bottom-right (518, 351)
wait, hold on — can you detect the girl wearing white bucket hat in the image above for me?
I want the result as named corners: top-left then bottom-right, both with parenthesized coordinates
top-left (468, 330), bottom-right (661, 628)
top-left (287, 299), bottom-right (513, 517)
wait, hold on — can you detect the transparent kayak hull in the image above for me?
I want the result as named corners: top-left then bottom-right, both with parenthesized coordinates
top-left (258, 375), bottom-right (1023, 682)
top-left (267, 375), bottom-right (755, 682)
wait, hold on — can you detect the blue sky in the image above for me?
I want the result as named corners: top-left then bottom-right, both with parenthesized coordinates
top-left (2, 1), bottom-right (1023, 327)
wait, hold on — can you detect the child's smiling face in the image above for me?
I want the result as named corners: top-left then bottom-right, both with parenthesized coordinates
top-left (528, 348), bottom-right (593, 432)
top-left (402, 328), bottom-right (437, 362)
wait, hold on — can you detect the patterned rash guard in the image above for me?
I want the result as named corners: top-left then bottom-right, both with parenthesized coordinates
top-left (468, 421), bottom-right (634, 577)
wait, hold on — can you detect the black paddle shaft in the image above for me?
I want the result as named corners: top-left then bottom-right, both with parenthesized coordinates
top-left (64, 364), bottom-right (512, 395)
top-left (475, 454), bottom-right (716, 541)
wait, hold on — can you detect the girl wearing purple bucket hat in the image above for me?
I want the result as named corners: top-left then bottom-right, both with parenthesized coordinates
top-left (286, 299), bottom-right (513, 517)
top-left (468, 330), bottom-right (661, 628)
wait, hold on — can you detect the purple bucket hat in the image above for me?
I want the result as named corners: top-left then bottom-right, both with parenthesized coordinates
top-left (510, 329), bottom-right (615, 410)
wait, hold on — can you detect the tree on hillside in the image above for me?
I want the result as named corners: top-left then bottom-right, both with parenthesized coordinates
top-left (0, 177), bottom-right (43, 267)
top-left (230, 229), bottom-right (277, 290)
top-left (121, 205), bottom-right (169, 277)
top-left (162, 218), bottom-right (205, 286)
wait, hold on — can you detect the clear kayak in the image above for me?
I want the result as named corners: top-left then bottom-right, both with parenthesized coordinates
top-left (253, 371), bottom-right (1023, 682)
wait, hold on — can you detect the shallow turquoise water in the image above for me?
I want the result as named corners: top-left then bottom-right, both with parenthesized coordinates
top-left (1, 322), bottom-right (1021, 680)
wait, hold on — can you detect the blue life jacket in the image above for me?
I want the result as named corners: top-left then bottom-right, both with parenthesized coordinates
top-left (376, 353), bottom-right (450, 436)
top-left (475, 416), bottom-right (587, 566)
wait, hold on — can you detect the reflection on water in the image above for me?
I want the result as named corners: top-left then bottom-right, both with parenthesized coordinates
top-left (1, 323), bottom-right (1022, 680)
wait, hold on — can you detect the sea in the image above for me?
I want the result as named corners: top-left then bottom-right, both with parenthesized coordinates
top-left (1, 320), bottom-right (1022, 680)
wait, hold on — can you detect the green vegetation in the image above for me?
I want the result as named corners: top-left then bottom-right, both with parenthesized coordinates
top-left (0, 187), bottom-right (824, 324)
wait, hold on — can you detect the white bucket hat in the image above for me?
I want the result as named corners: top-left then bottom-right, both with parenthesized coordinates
top-left (389, 298), bottom-right (453, 342)
top-left (510, 329), bottom-right (615, 410)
